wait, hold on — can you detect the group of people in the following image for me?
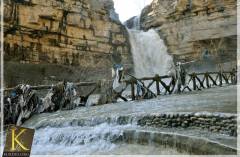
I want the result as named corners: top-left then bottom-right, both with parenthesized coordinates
top-left (4, 81), bottom-right (80, 126)
top-left (4, 62), bottom-right (188, 126)
top-left (4, 84), bottom-right (40, 125)
top-left (112, 62), bottom-right (188, 100)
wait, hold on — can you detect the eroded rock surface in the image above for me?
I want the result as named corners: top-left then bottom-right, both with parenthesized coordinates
top-left (4, 0), bottom-right (132, 86)
top-left (140, 0), bottom-right (237, 65)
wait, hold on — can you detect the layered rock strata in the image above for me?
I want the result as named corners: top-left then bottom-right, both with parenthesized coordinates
top-left (140, 0), bottom-right (237, 68)
top-left (4, 0), bottom-right (132, 87)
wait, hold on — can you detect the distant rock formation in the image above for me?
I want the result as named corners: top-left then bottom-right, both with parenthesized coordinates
top-left (124, 16), bottom-right (139, 29)
top-left (4, 0), bottom-right (133, 87)
top-left (140, 0), bottom-right (237, 70)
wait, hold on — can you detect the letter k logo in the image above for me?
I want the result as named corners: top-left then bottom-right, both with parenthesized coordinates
top-left (11, 128), bottom-right (30, 151)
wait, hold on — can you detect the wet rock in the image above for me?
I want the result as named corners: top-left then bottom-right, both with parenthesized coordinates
top-left (211, 118), bottom-right (217, 123)
top-left (146, 122), bottom-right (152, 126)
top-left (136, 112), bottom-right (237, 136)
top-left (181, 123), bottom-right (188, 128)
top-left (171, 123), bottom-right (177, 127)
top-left (190, 117), bottom-right (197, 121)
top-left (117, 116), bottom-right (130, 125)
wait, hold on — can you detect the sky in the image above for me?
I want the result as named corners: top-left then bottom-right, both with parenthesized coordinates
top-left (113, 0), bottom-right (153, 22)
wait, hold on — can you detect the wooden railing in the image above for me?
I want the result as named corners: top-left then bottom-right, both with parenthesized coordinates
top-left (188, 71), bottom-right (237, 90)
top-left (4, 82), bottom-right (98, 92)
top-left (123, 70), bottom-right (237, 101)
top-left (3, 70), bottom-right (237, 102)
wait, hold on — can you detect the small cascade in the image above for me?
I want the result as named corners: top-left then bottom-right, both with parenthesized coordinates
top-left (32, 123), bottom-right (132, 155)
top-left (30, 115), bottom-right (140, 155)
top-left (4, 114), bottom-right (137, 155)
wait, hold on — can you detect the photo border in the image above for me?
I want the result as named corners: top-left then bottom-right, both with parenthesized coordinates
top-left (0, 0), bottom-right (239, 156)
top-left (237, 0), bottom-right (240, 155)
top-left (1, 0), bottom-right (4, 155)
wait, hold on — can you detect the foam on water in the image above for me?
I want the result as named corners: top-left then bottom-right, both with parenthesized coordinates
top-left (32, 123), bottom-right (133, 155)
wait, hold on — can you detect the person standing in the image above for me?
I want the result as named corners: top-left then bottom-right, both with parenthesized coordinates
top-left (176, 62), bottom-right (187, 93)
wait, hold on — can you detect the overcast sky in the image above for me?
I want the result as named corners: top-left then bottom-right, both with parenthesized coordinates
top-left (113, 0), bottom-right (153, 22)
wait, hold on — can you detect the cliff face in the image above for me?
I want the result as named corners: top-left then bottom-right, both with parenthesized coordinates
top-left (4, 0), bottom-right (132, 86)
top-left (141, 0), bottom-right (237, 67)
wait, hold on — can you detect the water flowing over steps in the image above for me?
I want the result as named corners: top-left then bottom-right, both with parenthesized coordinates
top-left (24, 112), bottom-right (237, 155)
top-left (25, 112), bottom-right (236, 136)
top-left (28, 115), bottom-right (236, 155)
top-left (23, 86), bottom-right (237, 155)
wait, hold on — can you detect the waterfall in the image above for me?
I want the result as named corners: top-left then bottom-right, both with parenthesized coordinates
top-left (132, 16), bottom-right (141, 30)
top-left (127, 17), bottom-right (174, 78)
top-left (28, 16), bottom-right (176, 156)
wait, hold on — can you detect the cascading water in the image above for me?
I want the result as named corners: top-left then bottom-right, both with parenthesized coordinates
top-left (32, 123), bottom-right (133, 155)
top-left (28, 114), bottom-right (185, 155)
top-left (28, 16), bottom-right (177, 156)
top-left (127, 17), bottom-right (174, 78)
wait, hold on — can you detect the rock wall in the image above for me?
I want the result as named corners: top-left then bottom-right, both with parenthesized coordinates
top-left (137, 112), bottom-right (237, 137)
top-left (23, 112), bottom-right (237, 136)
top-left (123, 130), bottom-right (236, 155)
top-left (140, 0), bottom-right (237, 68)
top-left (4, 0), bottom-right (132, 87)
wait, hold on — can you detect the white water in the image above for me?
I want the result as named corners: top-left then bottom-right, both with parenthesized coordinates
top-left (32, 123), bottom-right (133, 155)
top-left (128, 17), bottom-right (174, 77)
top-left (30, 16), bottom-right (176, 155)
top-left (31, 122), bottom-right (184, 155)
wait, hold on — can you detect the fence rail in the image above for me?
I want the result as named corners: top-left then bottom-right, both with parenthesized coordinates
top-left (4, 82), bottom-right (98, 92)
top-left (3, 70), bottom-right (237, 102)
top-left (123, 70), bottom-right (237, 101)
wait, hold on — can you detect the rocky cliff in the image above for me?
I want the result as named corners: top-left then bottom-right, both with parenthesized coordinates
top-left (140, 0), bottom-right (237, 70)
top-left (4, 0), bottom-right (132, 87)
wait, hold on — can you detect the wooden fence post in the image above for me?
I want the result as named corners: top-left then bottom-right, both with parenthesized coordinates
top-left (131, 81), bottom-right (135, 101)
top-left (205, 72), bottom-right (210, 88)
top-left (230, 70), bottom-right (237, 84)
top-left (192, 73), bottom-right (197, 90)
top-left (219, 72), bottom-right (223, 86)
top-left (155, 75), bottom-right (160, 95)
top-left (156, 81), bottom-right (160, 95)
